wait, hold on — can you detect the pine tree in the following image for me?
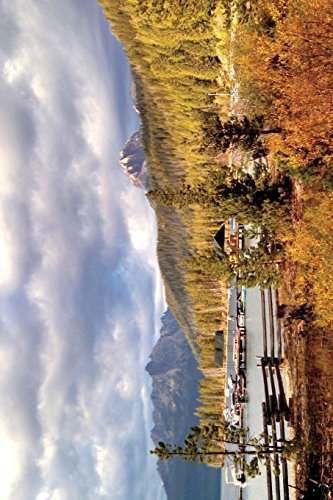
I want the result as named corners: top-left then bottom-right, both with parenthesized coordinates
top-left (151, 421), bottom-right (300, 476)
top-left (205, 114), bottom-right (282, 155)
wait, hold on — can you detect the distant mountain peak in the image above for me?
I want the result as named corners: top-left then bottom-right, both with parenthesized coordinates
top-left (146, 309), bottom-right (221, 500)
top-left (120, 129), bottom-right (150, 190)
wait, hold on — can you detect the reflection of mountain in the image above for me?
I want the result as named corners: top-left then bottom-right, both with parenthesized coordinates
top-left (120, 129), bottom-right (150, 191)
top-left (146, 309), bottom-right (221, 500)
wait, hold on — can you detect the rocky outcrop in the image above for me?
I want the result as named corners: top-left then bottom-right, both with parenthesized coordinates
top-left (120, 129), bottom-right (150, 190)
top-left (146, 309), bottom-right (221, 500)
top-left (146, 309), bottom-right (200, 445)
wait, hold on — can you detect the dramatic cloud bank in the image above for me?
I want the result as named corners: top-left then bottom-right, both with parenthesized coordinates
top-left (0, 1), bottom-right (166, 499)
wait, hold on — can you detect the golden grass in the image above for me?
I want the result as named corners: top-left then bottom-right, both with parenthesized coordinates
top-left (286, 193), bottom-right (333, 327)
top-left (283, 191), bottom-right (333, 494)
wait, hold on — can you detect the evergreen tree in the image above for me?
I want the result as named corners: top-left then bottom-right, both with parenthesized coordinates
top-left (147, 174), bottom-right (290, 228)
top-left (205, 114), bottom-right (282, 156)
top-left (151, 421), bottom-right (300, 477)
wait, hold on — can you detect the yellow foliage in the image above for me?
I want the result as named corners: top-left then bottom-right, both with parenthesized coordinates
top-left (286, 192), bottom-right (333, 327)
top-left (234, 0), bottom-right (333, 168)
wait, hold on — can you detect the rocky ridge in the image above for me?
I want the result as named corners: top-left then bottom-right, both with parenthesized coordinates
top-left (146, 309), bottom-right (221, 500)
top-left (119, 129), bottom-right (150, 191)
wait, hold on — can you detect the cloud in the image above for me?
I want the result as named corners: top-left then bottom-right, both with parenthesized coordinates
top-left (0, 1), bottom-right (166, 499)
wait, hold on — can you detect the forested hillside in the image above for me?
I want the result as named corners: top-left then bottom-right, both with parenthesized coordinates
top-left (99, 0), bottom-right (231, 426)
top-left (99, 0), bottom-right (294, 433)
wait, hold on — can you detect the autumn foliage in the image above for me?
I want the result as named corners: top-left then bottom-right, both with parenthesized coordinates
top-left (234, 0), bottom-right (333, 177)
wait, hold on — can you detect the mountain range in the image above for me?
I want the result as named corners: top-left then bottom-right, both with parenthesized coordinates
top-left (146, 309), bottom-right (221, 500)
top-left (120, 130), bottom-right (221, 499)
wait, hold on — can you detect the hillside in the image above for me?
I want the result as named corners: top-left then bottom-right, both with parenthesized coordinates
top-left (100, 0), bottom-right (229, 425)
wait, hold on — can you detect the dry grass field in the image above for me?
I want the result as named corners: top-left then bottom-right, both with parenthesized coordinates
top-left (282, 188), bottom-right (333, 498)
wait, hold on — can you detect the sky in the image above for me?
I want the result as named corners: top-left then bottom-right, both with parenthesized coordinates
top-left (0, 1), bottom-right (167, 499)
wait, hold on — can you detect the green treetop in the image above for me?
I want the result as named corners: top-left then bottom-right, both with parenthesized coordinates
top-left (151, 421), bottom-right (300, 477)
